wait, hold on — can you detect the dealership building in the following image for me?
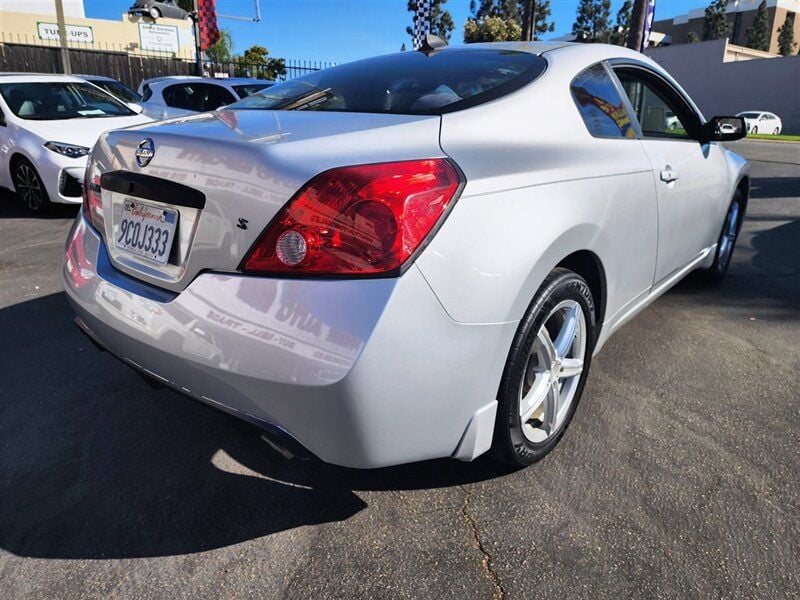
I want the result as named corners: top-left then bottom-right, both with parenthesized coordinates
top-left (653, 0), bottom-right (800, 55)
top-left (0, 0), bottom-right (196, 58)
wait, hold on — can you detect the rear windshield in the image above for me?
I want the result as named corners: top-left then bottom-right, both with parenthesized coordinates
top-left (227, 48), bottom-right (547, 115)
top-left (739, 112), bottom-right (760, 119)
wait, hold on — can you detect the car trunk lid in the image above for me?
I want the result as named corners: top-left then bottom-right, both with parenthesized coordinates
top-left (93, 109), bottom-right (444, 292)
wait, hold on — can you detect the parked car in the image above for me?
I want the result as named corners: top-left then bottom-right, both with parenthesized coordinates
top-left (0, 74), bottom-right (152, 212)
top-left (128, 0), bottom-right (189, 20)
top-left (63, 43), bottom-right (749, 469)
top-left (74, 74), bottom-right (143, 112)
top-left (138, 77), bottom-right (275, 119)
top-left (737, 111), bottom-right (782, 135)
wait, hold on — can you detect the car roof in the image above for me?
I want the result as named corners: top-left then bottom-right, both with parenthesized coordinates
top-left (0, 73), bottom-right (87, 83)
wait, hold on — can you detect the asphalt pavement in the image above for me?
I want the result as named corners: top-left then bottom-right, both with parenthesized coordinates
top-left (0, 140), bottom-right (798, 599)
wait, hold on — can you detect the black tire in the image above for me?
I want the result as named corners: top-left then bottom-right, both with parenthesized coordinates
top-left (11, 157), bottom-right (51, 214)
top-left (491, 268), bottom-right (596, 467)
top-left (149, 7), bottom-right (161, 18)
top-left (751, 126), bottom-right (758, 135)
top-left (701, 189), bottom-right (745, 282)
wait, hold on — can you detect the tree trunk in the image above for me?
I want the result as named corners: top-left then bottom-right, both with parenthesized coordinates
top-left (521, 0), bottom-right (537, 42)
top-left (627, 0), bottom-right (648, 51)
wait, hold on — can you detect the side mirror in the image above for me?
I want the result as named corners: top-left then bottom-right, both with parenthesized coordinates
top-left (701, 116), bottom-right (746, 143)
top-left (127, 102), bottom-right (144, 114)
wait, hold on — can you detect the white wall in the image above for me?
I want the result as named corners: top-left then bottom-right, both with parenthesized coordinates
top-left (0, 0), bottom-right (85, 18)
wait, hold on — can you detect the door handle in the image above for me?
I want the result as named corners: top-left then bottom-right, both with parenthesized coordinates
top-left (660, 167), bottom-right (679, 183)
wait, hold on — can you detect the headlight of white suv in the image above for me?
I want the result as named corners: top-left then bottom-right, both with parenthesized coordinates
top-left (44, 141), bottom-right (90, 158)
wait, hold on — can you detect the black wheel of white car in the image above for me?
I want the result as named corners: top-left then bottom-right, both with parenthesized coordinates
top-left (492, 268), bottom-right (596, 466)
top-left (12, 157), bottom-right (50, 214)
top-left (774, 128), bottom-right (780, 135)
top-left (751, 126), bottom-right (758, 135)
top-left (703, 190), bottom-right (744, 282)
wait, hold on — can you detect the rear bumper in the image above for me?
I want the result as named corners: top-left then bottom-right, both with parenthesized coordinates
top-left (62, 212), bottom-right (516, 468)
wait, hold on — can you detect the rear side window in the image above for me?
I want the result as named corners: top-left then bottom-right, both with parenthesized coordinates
top-left (570, 64), bottom-right (635, 138)
top-left (228, 48), bottom-right (547, 115)
top-left (163, 83), bottom-right (236, 112)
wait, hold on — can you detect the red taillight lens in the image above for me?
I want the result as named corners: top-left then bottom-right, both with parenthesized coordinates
top-left (242, 159), bottom-right (461, 275)
top-left (82, 169), bottom-right (103, 231)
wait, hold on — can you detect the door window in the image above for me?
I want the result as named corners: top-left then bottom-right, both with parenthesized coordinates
top-left (163, 83), bottom-right (236, 112)
top-left (570, 64), bottom-right (635, 138)
top-left (615, 68), bottom-right (700, 140)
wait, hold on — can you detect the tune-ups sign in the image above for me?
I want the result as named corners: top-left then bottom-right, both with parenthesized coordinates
top-left (37, 22), bottom-right (94, 44)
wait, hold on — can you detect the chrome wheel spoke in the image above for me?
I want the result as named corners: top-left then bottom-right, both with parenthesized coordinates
top-left (553, 304), bottom-right (579, 359)
top-left (537, 328), bottom-right (557, 364)
top-left (520, 375), bottom-right (549, 422)
top-left (543, 381), bottom-right (560, 435)
top-left (559, 357), bottom-right (584, 379)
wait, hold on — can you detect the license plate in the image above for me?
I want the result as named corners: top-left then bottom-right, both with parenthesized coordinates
top-left (115, 200), bottom-right (178, 265)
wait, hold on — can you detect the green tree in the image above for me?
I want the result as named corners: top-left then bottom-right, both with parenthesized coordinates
top-left (205, 28), bottom-right (232, 63)
top-left (611, 0), bottom-right (632, 46)
top-left (777, 12), bottom-right (797, 55)
top-left (237, 45), bottom-right (286, 80)
top-left (702, 0), bottom-right (730, 41)
top-left (572, 0), bottom-right (612, 43)
top-left (406, 0), bottom-right (455, 43)
top-left (687, 30), bottom-right (701, 43)
top-left (464, 15), bottom-right (522, 42)
top-left (463, 0), bottom-right (523, 42)
top-left (746, 1), bottom-right (770, 51)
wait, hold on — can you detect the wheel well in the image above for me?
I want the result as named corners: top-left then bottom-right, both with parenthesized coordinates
top-left (557, 250), bottom-right (606, 333)
top-left (9, 152), bottom-right (30, 173)
top-left (736, 176), bottom-right (750, 207)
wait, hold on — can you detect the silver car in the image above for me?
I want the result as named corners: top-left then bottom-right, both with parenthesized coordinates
top-left (63, 42), bottom-right (749, 468)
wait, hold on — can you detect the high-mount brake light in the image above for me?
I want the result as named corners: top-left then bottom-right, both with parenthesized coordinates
top-left (242, 159), bottom-right (461, 276)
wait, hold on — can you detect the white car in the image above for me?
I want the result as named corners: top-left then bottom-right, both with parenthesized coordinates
top-left (0, 74), bottom-right (151, 213)
top-left (138, 77), bottom-right (275, 120)
top-left (64, 43), bottom-right (749, 468)
top-left (737, 111), bottom-right (782, 135)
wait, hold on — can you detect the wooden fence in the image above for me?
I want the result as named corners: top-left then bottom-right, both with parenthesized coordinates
top-left (0, 42), bottom-right (333, 90)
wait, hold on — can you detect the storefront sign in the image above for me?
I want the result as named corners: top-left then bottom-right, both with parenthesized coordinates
top-left (37, 22), bottom-right (94, 44)
top-left (138, 22), bottom-right (180, 53)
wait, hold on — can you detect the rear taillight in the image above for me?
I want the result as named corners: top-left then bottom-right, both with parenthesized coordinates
top-left (82, 169), bottom-right (103, 231)
top-left (242, 159), bottom-right (461, 276)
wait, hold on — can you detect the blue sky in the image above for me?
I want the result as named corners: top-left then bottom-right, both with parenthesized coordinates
top-left (84, 0), bottom-right (704, 64)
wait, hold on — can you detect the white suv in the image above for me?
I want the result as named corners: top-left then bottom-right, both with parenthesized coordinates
top-left (737, 111), bottom-right (782, 135)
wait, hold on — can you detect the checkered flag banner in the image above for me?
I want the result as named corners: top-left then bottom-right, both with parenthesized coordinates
top-left (198, 0), bottom-right (221, 51)
top-left (413, 0), bottom-right (432, 50)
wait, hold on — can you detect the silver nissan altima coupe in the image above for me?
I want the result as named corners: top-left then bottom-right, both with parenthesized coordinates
top-left (63, 41), bottom-right (749, 468)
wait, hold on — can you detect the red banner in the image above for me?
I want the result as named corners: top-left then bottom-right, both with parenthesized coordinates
top-left (198, 0), bottom-right (220, 50)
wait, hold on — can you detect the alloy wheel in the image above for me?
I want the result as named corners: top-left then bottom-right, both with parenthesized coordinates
top-left (15, 163), bottom-right (44, 212)
top-left (717, 199), bottom-right (740, 272)
top-left (518, 299), bottom-right (587, 444)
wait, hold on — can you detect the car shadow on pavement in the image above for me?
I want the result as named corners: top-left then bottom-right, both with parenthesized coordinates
top-left (0, 293), bottom-right (514, 560)
top-left (0, 190), bottom-right (80, 219)
top-left (671, 215), bottom-right (800, 315)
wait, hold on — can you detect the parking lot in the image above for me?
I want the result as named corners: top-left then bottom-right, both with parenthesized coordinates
top-left (0, 139), bottom-right (798, 599)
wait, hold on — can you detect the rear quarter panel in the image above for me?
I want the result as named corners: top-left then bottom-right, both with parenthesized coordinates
top-left (419, 48), bottom-right (659, 328)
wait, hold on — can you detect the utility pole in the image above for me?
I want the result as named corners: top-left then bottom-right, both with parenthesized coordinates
top-left (627, 0), bottom-right (648, 51)
top-left (521, 0), bottom-right (537, 41)
top-left (192, 0), bottom-right (203, 76)
top-left (54, 0), bottom-right (71, 74)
